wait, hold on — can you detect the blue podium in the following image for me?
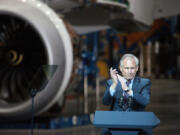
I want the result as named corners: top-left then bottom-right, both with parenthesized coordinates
top-left (93, 111), bottom-right (160, 135)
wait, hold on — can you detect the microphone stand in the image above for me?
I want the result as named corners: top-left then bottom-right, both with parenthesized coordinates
top-left (28, 65), bottom-right (57, 135)
top-left (30, 89), bottom-right (38, 135)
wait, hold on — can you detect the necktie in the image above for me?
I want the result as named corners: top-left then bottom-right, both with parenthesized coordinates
top-left (121, 80), bottom-right (131, 111)
top-left (126, 80), bottom-right (131, 87)
top-left (124, 80), bottom-right (131, 98)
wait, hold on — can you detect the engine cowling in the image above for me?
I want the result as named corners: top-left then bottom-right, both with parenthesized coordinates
top-left (0, 0), bottom-right (73, 121)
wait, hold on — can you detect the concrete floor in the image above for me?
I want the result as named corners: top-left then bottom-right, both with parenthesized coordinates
top-left (0, 78), bottom-right (179, 135)
top-left (147, 79), bottom-right (180, 135)
top-left (0, 125), bottom-right (101, 135)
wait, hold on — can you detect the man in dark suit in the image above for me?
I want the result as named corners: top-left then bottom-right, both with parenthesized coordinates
top-left (102, 53), bottom-right (151, 135)
top-left (102, 53), bottom-right (151, 111)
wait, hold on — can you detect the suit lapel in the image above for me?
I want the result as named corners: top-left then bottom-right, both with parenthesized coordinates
top-left (132, 77), bottom-right (140, 93)
top-left (114, 80), bottom-right (123, 96)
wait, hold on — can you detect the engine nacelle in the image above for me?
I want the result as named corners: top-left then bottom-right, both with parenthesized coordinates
top-left (0, 0), bottom-right (73, 121)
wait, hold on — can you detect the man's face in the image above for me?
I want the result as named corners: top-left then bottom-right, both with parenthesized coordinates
top-left (119, 58), bottom-right (138, 80)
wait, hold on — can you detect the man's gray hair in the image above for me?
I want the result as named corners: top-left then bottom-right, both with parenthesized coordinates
top-left (120, 54), bottom-right (139, 67)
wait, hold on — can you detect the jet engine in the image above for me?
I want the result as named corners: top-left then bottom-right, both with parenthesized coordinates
top-left (0, 0), bottom-right (73, 121)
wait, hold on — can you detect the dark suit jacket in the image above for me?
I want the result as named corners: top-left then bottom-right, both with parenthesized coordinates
top-left (102, 76), bottom-right (151, 111)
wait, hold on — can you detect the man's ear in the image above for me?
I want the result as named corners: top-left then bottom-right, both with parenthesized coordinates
top-left (136, 66), bottom-right (139, 71)
top-left (119, 65), bottom-right (123, 72)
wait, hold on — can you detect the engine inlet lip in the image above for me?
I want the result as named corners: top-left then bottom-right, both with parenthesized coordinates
top-left (0, 0), bottom-right (73, 121)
